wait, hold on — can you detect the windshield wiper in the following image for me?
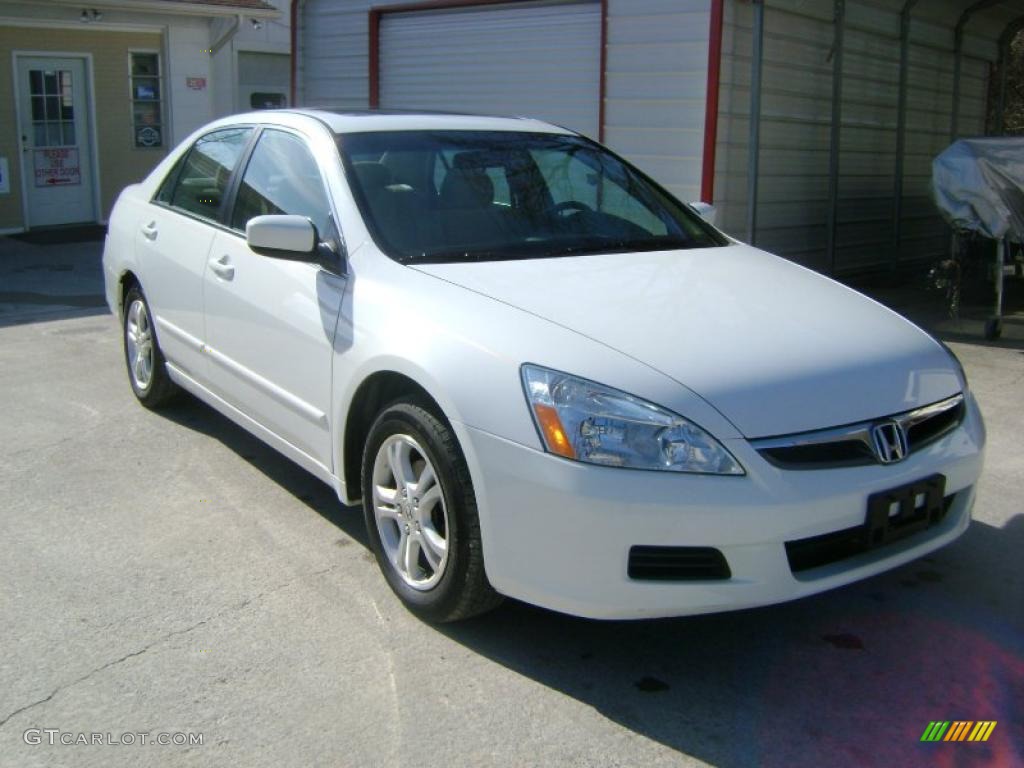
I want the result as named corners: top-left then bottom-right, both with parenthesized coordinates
top-left (405, 250), bottom-right (512, 264)
top-left (541, 237), bottom-right (693, 258)
top-left (403, 237), bottom-right (697, 265)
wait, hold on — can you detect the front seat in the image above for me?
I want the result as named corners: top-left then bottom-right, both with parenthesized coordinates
top-left (438, 155), bottom-right (503, 247)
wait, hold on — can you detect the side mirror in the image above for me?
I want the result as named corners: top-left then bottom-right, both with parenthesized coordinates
top-left (689, 201), bottom-right (717, 226)
top-left (246, 215), bottom-right (316, 259)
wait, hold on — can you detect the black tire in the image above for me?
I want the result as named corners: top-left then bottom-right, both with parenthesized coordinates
top-left (122, 284), bottom-right (179, 408)
top-left (361, 399), bottom-right (502, 622)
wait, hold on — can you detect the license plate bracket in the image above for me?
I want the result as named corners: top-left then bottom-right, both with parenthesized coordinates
top-left (865, 474), bottom-right (946, 549)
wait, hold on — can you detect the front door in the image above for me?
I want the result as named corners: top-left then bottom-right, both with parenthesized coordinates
top-left (16, 55), bottom-right (96, 227)
top-left (203, 127), bottom-right (344, 470)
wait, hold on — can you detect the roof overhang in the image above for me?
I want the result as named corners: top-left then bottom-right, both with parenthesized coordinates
top-left (39, 0), bottom-right (280, 19)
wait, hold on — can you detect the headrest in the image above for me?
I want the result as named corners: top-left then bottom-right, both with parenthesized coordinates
top-left (452, 151), bottom-right (494, 171)
top-left (440, 167), bottom-right (494, 209)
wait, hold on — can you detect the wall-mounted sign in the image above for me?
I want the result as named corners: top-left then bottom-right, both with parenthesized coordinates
top-left (33, 148), bottom-right (80, 188)
top-left (0, 157), bottom-right (9, 195)
top-left (135, 126), bottom-right (162, 148)
top-left (186, 76), bottom-right (206, 91)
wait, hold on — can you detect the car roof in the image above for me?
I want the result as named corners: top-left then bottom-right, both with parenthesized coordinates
top-left (235, 108), bottom-right (576, 136)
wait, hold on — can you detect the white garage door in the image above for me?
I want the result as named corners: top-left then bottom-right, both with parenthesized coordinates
top-left (379, 1), bottom-right (601, 138)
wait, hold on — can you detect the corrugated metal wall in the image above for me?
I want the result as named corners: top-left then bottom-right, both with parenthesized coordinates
top-left (299, 0), bottom-right (373, 109)
top-left (715, 0), bottom-right (994, 273)
top-left (298, 0), bottom-right (713, 203)
top-left (603, 0), bottom-right (711, 203)
top-left (297, 0), bottom-right (1007, 274)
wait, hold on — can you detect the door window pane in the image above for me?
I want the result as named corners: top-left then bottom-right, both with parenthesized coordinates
top-left (231, 130), bottom-right (332, 236)
top-left (28, 68), bottom-right (74, 147)
top-left (170, 128), bottom-right (253, 219)
top-left (60, 71), bottom-right (74, 120)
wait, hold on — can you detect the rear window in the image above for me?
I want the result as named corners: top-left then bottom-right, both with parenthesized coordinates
top-left (159, 127), bottom-right (252, 220)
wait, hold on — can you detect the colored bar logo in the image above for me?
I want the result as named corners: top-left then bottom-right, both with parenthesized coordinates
top-left (921, 721), bottom-right (997, 742)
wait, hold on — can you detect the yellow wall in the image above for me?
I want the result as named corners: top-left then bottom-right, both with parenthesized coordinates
top-left (0, 27), bottom-right (167, 229)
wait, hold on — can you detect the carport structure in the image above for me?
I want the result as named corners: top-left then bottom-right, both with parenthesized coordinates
top-left (732, 0), bottom-right (1024, 274)
top-left (293, 0), bottom-right (1024, 274)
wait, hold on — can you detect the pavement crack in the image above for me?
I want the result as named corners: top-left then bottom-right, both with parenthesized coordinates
top-left (0, 616), bottom-right (210, 730)
top-left (0, 565), bottom-right (338, 730)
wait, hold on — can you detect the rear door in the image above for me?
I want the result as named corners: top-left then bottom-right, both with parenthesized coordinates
top-left (139, 127), bottom-right (252, 381)
top-left (202, 127), bottom-right (345, 469)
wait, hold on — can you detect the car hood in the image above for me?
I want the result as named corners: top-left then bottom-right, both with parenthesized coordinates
top-left (412, 244), bottom-right (962, 437)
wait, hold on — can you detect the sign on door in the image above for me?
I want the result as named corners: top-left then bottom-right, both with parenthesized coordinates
top-left (33, 147), bottom-right (81, 188)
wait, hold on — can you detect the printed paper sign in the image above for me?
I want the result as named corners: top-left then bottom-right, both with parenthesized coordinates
top-left (33, 148), bottom-right (81, 187)
top-left (186, 77), bottom-right (207, 91)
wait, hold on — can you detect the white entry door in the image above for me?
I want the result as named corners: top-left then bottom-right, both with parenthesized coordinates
top-left (16, 56), bottom-right (96, 227)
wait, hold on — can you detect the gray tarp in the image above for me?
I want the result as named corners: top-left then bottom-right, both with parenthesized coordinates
top-left (933, 137), bottom-right (1024, 242)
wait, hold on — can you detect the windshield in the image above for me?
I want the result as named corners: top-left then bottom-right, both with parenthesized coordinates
top-left (337, 130), bottom-right (726, 263)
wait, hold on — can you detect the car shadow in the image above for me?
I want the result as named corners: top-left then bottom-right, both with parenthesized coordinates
top-left (157, 395), bottom-right (370, 548)
top-left (435, 516), bottom-right (1024, 767)
top-left (156, 395), bottom-right (1024, 768)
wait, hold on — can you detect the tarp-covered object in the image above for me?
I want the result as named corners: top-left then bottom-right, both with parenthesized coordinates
top-left (933, 137), bottom-right (1024, 242)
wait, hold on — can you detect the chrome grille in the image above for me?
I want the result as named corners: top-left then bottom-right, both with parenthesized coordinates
top-left (752, 394), bottom-right (965, 470)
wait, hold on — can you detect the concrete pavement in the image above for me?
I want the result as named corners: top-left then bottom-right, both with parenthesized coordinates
top-left (0, 238), bottom-right (1021, 767)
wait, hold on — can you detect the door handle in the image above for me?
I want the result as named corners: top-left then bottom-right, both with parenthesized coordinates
top-left (209, 254), bottom-right (235, 281)
top-left (141, 221), bottom-right (158, 241)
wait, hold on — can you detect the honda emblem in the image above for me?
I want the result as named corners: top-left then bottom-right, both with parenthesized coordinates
top-left (871, 421), bottom-right (908, 464)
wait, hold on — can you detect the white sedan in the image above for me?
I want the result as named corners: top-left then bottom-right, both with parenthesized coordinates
top-left (103, 110), bottom-right (984, 622)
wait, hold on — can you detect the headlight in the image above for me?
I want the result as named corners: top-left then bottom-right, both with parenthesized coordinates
top-left (521, 365), bottom-right (743, 475)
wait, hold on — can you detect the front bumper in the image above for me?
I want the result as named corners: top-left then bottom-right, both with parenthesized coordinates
top-left (454, 393), bottom-right (985, 620)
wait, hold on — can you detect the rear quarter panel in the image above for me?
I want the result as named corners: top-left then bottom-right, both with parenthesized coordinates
top-left (102, 184), bottom-right (147, 316)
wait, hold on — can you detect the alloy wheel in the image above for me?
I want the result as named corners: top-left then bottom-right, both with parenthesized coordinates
top-left (371, 434), bottom-right (450, 590)
top-left (125, 299), bottom-right (155, 391)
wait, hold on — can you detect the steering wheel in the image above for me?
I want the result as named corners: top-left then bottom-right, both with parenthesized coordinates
top-left (547, 200), bottom-right (592, 218)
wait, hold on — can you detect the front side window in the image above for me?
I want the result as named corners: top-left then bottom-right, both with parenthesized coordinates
top-left (230, 129), bottom-right (332, 236)
top-left (166, 128), bottom-right (252, 220)
top-left (339, 130), bottom-right (725, 263)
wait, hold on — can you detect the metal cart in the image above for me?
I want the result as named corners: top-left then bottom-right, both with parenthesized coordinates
top-left (933, 138), bottom-right (1024, 340)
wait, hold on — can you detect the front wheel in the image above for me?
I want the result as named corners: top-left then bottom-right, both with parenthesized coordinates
top-left (361, 400), bottom-right (502, 622)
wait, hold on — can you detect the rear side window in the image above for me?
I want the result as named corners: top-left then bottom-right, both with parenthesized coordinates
top-left (230, 129), bottom-right (332, 237)
top-left (154, 156), bottom-right (184, 204)
top-left (167, 128), bottom-right (252, 220)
